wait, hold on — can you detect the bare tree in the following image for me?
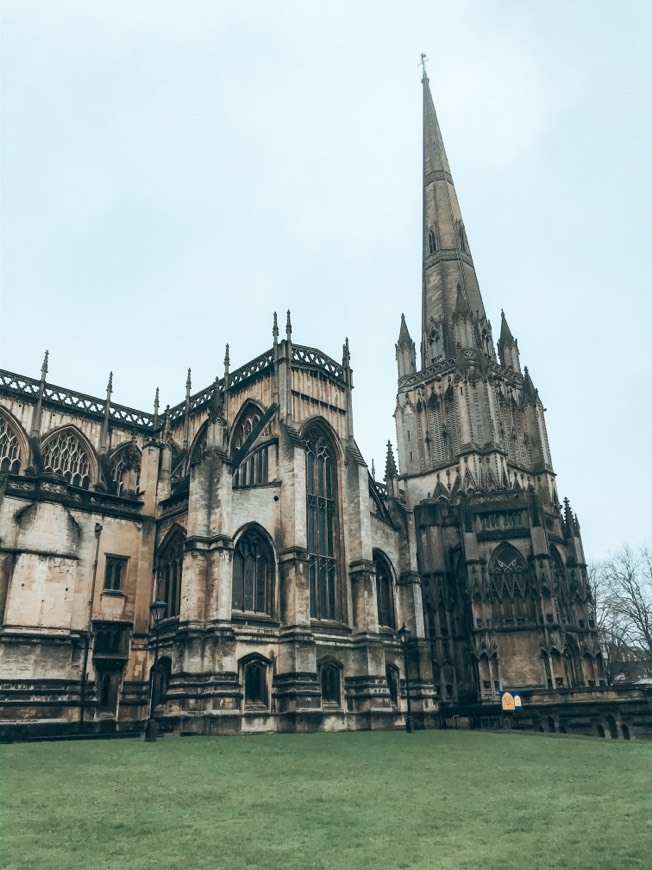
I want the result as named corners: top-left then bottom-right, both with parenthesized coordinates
top-left (590, 546), bottom-right (652, 684)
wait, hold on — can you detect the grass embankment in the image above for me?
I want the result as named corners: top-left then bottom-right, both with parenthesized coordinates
top-left (2, 730), bottom-right (651, 870)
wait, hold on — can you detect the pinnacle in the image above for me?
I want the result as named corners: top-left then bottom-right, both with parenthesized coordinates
top-left (385, 440), bottom-right (398, 480)
top-left (397, 314), bottom-right (414, 348)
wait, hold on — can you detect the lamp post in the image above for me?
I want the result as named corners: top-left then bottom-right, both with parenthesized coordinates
top-left (398, 624), bottom-right (414, 733)
top-left (145, 598), bottom-right (167, 742)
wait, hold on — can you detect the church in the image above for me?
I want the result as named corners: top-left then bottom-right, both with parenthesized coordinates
top-left (1, 70), bottom-right (650, 740)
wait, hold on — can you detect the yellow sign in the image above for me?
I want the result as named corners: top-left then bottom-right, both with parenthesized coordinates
top-left (514, 694), bottom-right (523, 708)
top-left (501, 692), bottom-right (515, 712)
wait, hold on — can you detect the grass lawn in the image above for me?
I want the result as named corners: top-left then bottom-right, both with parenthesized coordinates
top-left (2, 729), bottom-right (651, 870)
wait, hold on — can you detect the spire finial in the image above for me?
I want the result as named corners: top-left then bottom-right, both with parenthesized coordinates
top-left (40, 350), bottom-right (49, 381)
top-left (371, 458), bottom-right (376, 481)
top-left (420, 52), bottom-right (429, 83)
top-left (224, 344), bottom-right (230, 371)
top-left (154, 387), bottom-right (160, 413)
top-left (273, 311), bottom-right (279, 341)
top-left (286, 309), bottom-right (292, 339)
top-left (106, 371), bottom-right (113, 396)
top-left (342, 337), bottom-right (350, 368)
top-left (186, 368), bottom-right (192, 394)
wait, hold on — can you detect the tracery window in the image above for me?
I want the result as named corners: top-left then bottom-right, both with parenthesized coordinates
top-left (110, 441), bottom-right (141, 495)
top-left (233, 403), bottom-right (270, 487)
top-left (232, 528), bottom-right (274, 614)
top-left (428, 228), bottom-right (437, 254)
top-left (0, 412), bottom-right (23, 474)
top-left (320, 662), bottom-right (342, 705)
top-left (155, 527), bottom-right (185, 618)
top-left (41, 428), bottom-right (92, 488)
top-left (306, 427), bottom-right (338, 620)
top-left (374, 551), bottom-right (395, 629)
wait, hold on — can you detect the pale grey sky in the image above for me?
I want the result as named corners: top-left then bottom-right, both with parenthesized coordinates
top-left (1, 0), bottom-right (651, 559)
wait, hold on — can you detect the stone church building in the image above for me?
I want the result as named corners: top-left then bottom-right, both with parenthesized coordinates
top-left (1, 72), bottom-right (650, 740)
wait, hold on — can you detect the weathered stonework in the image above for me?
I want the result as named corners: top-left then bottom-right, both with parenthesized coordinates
top-left (1, 73), bottom-right (650, 742)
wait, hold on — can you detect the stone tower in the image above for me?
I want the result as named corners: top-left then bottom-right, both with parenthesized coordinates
top-left (395, 67), bottom-right (605, 710)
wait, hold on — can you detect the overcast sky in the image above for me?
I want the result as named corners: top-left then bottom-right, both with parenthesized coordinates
top-left (1, 0), bottom-right (650, 560)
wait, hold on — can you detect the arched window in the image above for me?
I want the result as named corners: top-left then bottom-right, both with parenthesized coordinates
top-left (305, 427), bottom-right (338, 620)
top-left (110, 441), bottom-right (141, 495)
top-left (42, 428), bottom-right (93, 489)
top-left (386, 664), bottom-right (400, 707)
top-left (232, 403), bottom-right (270, 487)
top-left (428, 228), bottom-right (437, 254)
top-left (155, 527), bottom-right (185, 618)
top-left (243, 659), bottom-right (268, 708)
top-left (374, 552), bottom-right (395, 629)
top-left (0, 411), bottom-right (25, 474)
top-left (458, 224), bottom-right (466, 253)
top-left (320, 662), bottom-right (342, 705)
top-left (429, 330), bottom-right (443, 362)
top-left (232, 528), bottom-right (274, 615)
top-left (489, 544), bottom-right (533, 626)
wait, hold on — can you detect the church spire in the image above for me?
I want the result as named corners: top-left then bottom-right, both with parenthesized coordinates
top-left (421, 60), bottom-right (488, 366)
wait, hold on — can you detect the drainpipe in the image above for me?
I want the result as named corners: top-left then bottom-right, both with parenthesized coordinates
top-left (79, 522), bottom-right (103, 729)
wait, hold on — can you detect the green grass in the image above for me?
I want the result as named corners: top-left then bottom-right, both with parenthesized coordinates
top-left (2, 730), bottom-right (651, 870)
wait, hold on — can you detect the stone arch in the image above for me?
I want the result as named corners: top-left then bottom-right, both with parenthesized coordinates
top-left (489, 543), bottom-right (533, 626)
top-left (40, 424), bottom-right (99, 489)
top-left (317, 656), bottom-right (344, 707)
top-left (231, 522), bottom-right (276, 616)
top-left (0, 407), bottom-right (29, 474)
top-left (606, 714), bottom-right (618, 740)
top-left (239, 652), bottom-right (272, 710)
top-left (230, 399), bottom-right (266, 455)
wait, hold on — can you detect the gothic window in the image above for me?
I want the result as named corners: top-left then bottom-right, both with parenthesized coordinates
top-left (374, 551), bottom-right (395, 629)
top-left (232, 527), bottom-right (274, 615)
top-left (458, 224), bottom-right (466, 252)
top-left (428, 228), bottom-right (437, 254)
top-left (305, 427), bottom-right (338, 620)
top-left (0, 412), bottom-right (24, 474)
top-left (233, 403), bottom-right (270, 487)
top-left (489, 544), bottom-right (533, 625)
top-left (155, 527), bottom-right (185, 618)
top-left (243, 658), bottom-right (268, 708)
top-left (110, 441), bottom-right (141, 495)
top-left (386, 665), bottom-right (400, 707)
top-left (429, 330), bottom-right (443, 362)
top-left (41, 428), bottom-right (93, 489)
top-left (320, 662), bottom-right (342, 705)
top-left (104, 556), bottom-right (128, 592)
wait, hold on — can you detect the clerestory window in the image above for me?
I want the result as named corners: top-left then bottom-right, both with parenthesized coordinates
top-left (42, 428), bottom-right (92, 489)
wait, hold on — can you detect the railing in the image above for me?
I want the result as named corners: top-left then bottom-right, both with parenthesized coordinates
top-left (0, 370), bottom-right (155, 430)
top-left (229, 349), bottom-right (274, 391)
top-left (291, 345), bottom-right (345, 387)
